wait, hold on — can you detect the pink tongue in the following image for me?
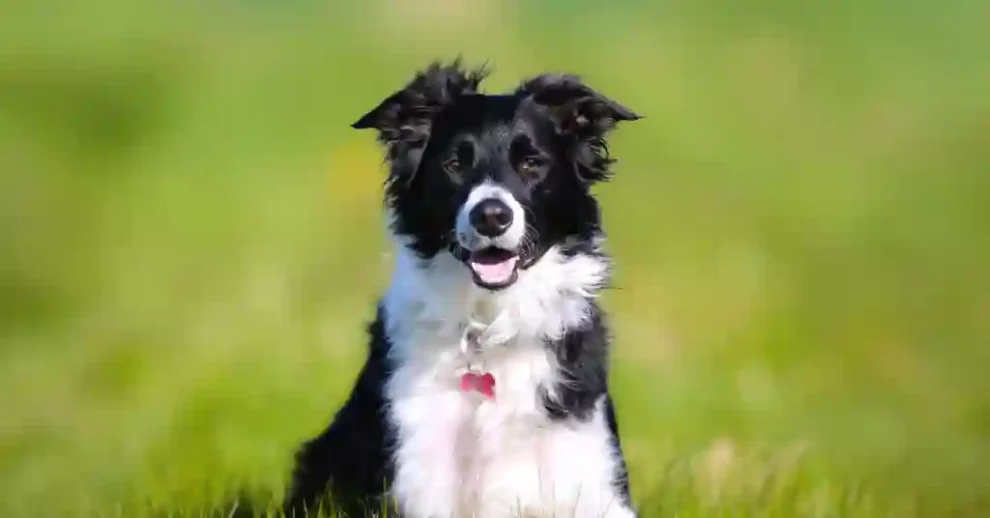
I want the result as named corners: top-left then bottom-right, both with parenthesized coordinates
top-left (471, 256), bottom-right (519, 284)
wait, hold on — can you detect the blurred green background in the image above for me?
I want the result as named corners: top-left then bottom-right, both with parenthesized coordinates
top-left (1, 1), bottom-right (988, 516)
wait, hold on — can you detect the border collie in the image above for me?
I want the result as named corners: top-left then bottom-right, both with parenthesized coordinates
top-left (285, 60), bottom-right (640, 518)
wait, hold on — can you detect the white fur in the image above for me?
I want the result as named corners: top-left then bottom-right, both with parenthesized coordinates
top-left (381, 229), bottom-right (635, 518)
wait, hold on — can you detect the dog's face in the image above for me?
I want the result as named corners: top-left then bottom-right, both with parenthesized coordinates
top-left (354, 62), bottom-right (639, 290)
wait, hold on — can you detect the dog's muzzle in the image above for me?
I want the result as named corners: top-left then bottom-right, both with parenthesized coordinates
top-left (454, 183), bottom-right (527, 290)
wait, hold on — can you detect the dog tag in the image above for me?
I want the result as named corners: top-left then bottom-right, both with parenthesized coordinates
top-left (460, 371), bottom-right (496, 399)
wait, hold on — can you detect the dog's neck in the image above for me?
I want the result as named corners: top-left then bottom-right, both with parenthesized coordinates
top-left (382, 236), bottom-right (609, 348)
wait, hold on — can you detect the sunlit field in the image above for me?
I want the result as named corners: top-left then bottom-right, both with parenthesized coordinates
top-left (1, 1), bottom-right (988, 516)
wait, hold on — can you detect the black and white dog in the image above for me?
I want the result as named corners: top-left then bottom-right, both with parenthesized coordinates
top-left (285, 61), bottom-right (640, 518)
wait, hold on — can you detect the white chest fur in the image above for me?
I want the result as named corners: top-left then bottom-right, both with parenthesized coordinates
top-left (380, 245), bottom-right (634, 518)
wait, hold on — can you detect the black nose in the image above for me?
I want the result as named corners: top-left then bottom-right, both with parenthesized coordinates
top-left (469, 198), bottom-right (513, 237)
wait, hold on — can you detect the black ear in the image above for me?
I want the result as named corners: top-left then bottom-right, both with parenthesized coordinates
top-left (352, 60), bottom-right (489, 180)
top-left (517, 74), bottom-right (640, 138)
top-left (518, 74), bottom-right (640, 182)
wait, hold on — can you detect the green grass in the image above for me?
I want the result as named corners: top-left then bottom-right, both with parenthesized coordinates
top-left (1, 1), bottom-right (988, 516)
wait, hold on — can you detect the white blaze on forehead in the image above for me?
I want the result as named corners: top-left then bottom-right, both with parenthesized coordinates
top-left (455, 181), bottom-right (526, 250)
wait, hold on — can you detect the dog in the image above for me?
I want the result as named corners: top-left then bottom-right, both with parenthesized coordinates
top-left (284, 60), bottom-right (641, 518)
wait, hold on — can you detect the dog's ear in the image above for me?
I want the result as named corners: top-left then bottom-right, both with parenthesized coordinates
top-left (518, 74), bottom-right (640, 137)
top-left (518, 74), bottom-right (640, 182)
top-left (352, 60), bottom-right (488, 181)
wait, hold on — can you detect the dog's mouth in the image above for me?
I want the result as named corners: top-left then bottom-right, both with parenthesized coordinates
top-left (467, 247), bottom-right (520, 290)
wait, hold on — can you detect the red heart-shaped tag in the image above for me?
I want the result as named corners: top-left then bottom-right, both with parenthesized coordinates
top-left (460, 371), bottom-right (496, 400)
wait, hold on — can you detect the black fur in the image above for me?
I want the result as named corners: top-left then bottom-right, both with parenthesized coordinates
top-left (542, 301), bottom-right (610, 421)
top-left (284, 308), bottom-right (394, 517)
top-left (285, 60), bottom-right (639, 516)
top-left (353, 59), bottom-right (638, 262)
top-left (543, 300), bottom-right (633, 506)
top-left (285, 303), bottom-right (634, 516)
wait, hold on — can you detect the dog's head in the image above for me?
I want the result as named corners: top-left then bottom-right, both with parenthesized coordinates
top-left (354, 60), bottom-right (639, 291)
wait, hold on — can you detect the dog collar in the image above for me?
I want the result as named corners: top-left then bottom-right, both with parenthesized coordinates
top-left (459, 322), bottom-right (496, 400)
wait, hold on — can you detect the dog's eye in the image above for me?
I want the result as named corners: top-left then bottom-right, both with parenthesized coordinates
top-left (443, 157), bottom-right (460, 175)
top-left (443, 156), bottom-right (464, 183)
top-left (444, 143), bottom-right (474, 182)
top-left (517, 156), bottom-right (546, 182)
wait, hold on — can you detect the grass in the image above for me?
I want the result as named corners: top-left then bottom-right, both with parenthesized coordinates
top-left (1, 1), bottom-right (988, 516)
